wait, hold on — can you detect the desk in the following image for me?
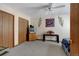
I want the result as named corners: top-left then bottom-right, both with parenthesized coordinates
top-left (29, 33), bottom-right (38, 41)
top-left (43, 34), bottom-right (59, 43)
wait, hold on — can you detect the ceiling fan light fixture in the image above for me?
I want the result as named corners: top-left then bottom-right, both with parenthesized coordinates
top-left (46, 10), bottom-right (53, 18)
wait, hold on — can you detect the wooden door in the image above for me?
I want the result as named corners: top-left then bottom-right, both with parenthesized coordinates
top-left (70, 3), bottom-right (79, 55)
top-left (7, 13), bottom-right (14, 48)
top-left (2, 11), bottom-right (14, 48)
top-left (19, 17), bottom-right (28, 44)
top-left (0, 11), bottom-right (3, 47)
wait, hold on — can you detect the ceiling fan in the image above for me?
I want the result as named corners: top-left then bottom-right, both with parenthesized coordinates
top-left (39, 3), bottom-right (65, 11)
top-left (38, 3), bottom-right (66, 19)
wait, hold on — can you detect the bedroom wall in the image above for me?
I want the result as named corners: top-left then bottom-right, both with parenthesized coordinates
top-left (31, 14), bottom-right (70, 41)
top-left (30, 3), bottom-right (70, 41)
top-left (0, 4), bottom-right (30, 46)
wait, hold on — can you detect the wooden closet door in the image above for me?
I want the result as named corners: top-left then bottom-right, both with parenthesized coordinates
top-left (8, 13), bottom-right (14, 48)
top-left (70, 3), bottom-right (79, 55)
top-left (0, 11), bottom-right (3, 47)
top-left (19, 17), bottom-right (28, 44)
top-left (2, 11), bottom-right (14, 48)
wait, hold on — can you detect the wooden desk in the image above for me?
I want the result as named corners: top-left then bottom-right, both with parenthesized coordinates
top-left (43, 34), bottom-right (59, 43)
top-left (29, 33), bottom-right (38, 41)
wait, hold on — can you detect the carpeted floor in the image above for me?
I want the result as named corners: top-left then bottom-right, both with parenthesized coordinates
top-left (4, 41), bottom-right (66, 56)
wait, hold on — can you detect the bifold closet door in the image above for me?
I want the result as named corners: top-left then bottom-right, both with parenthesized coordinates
top-left (0, 10), bottom-right (14, 48)
top-left (2, 11), bottom-right (14, 48)
top-left (0, 11), bottom-right (3, 47)
top-left (19, 17), bottom-right (28, 44)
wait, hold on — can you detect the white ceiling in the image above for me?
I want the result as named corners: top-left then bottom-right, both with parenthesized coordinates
top-left (1, 3), bottom-right (70, 17)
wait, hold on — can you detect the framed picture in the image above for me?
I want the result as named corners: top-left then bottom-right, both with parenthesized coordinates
top-left (45, 18), bottom-right (55, 27)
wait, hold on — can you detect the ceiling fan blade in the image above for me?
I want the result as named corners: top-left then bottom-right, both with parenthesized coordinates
top-left (52, 5), bottom-right (65, 9)
top-left (36, 3), bottom-right (52, 9)
top-left (39, 5), bottom-right (49, 9)
top-left (35, 5), bottom-right (48, 9)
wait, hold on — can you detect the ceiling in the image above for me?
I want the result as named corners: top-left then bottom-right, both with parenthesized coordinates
top-left (1, 3), bottom-right (70, 17)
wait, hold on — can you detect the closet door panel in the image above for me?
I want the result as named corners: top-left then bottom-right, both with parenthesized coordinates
top-left (0, 10), bottom-right (14, 48)
top-left (2, 12), bottom-right (9, 47)
top-left (2, 11), bottom-right (14, 48)
top-left (8, 14), bottom-right (14, 48)
top-left (0, 11), bottom-right (3, 47)
top-left (19, 17), bottom-right (28, 44)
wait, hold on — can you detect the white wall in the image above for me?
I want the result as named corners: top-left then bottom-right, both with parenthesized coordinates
top-left (31, 14), bottom-right (70, 41)
top-left (0, 4), bottom-right (30, 46)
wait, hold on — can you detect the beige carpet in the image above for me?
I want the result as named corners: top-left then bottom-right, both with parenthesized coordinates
top-left (4, 41), bottom-right (66, 56)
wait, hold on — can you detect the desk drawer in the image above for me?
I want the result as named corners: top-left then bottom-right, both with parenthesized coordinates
top-left (29, 33), bottom-right (38, 41)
